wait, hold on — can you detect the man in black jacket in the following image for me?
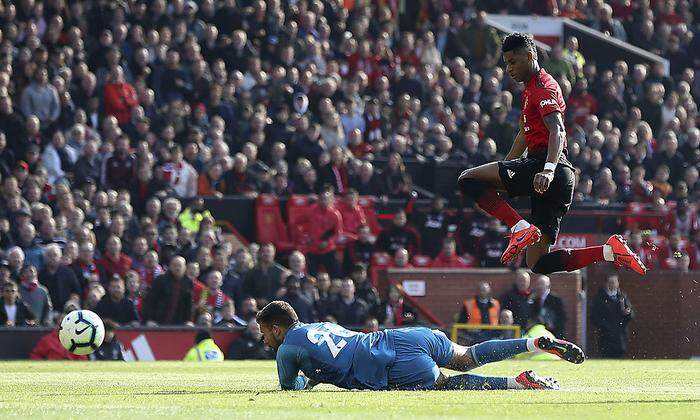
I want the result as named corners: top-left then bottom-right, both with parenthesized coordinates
top-left (280, 276), bottom-right (316, 323)
top-left (591, 273), bottom-right (633, 358)
top-left (38, 244), bottom-right (81, 313)
top-left (95, 275), bottom-right (139, 325)
top-left (530, 274), bottom-right (567, 339)
top-left (228, 320), bottom-right (274, 360)
top-left (143, 256), bottom-right (193, 326)
top-left (500, 269), bottom-right (532, 330)
top-left (325, 279), bottom-right (368, 327)
top-left (349, 263), bottom-right (380, 316)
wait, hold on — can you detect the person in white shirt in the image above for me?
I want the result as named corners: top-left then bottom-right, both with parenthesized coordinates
top-left (162, 145), bottom-right (198, 199)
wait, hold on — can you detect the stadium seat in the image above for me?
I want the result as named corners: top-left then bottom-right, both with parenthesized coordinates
top-left (286, 195), bottom-right (316, 251)
top-left (255, 194), bottom-right (296, 253)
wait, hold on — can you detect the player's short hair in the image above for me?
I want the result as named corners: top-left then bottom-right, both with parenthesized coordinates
top-left (256, 300), bottom-right (299, 329)
top-left (502, 33), bottom-right (536, 56)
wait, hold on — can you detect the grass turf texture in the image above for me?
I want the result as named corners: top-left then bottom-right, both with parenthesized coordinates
top-left (0, 360), bottom-right (698, 419)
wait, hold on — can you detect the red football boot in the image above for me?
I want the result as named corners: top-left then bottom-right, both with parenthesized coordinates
top-left (606, 234), bottom-right (648, 275)
top-left (501, 224), bottom-right (541, 264)
top-left (515, 370), bottom-right (560, 390)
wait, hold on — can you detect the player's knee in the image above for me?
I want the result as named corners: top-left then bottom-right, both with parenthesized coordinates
top-left (457, 176), bottom-right (489, 199)
top-left (531, 249), bottom-right (568, 274)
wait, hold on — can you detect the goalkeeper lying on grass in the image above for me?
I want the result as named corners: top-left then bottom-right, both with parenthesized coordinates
top-left (257, 301), bottom-right (584, 391)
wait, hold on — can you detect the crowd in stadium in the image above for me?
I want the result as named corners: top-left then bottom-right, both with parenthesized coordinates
top-left (0, 0), bottom-right (697, 358)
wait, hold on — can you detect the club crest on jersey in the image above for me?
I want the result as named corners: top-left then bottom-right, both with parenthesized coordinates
top-left (507, 169), bottom-right (516, 178)
top-left (539, 99), bottom-right (557, 108)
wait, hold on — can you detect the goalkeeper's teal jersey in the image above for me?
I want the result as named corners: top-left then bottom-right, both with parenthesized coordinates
top-left (275, 322), bottom-right (395, 390)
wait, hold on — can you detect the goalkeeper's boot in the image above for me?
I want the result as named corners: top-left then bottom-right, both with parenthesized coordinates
top-left (515, 370), bottom-right (560, 390)
top-left (536, 336), bottom-right (585, 364)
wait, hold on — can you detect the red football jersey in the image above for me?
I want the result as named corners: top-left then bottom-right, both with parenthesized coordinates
top-left (521, 68), bottom-right (567, 155)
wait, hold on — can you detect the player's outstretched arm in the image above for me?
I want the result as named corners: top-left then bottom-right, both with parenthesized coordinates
top-left (504, 125), bottom-right (526, 161)
top-left (276, 344), bottom-right (309, 390)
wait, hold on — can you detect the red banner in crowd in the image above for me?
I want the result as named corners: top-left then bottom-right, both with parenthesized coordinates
top-left (115, 330), bottom-right (242, 361)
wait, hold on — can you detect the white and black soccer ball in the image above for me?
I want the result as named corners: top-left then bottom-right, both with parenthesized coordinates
top-left (59, 310), bottom-right (105, 355)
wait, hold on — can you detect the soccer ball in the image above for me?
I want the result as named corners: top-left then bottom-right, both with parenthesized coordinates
top-left (59, 310), bottom-right (105, 355)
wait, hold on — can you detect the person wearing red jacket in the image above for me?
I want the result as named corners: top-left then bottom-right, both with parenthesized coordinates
top-left (431, 237), bottom-right (477, 268)
top-left (97, 235), bottom-right (133, 281)
top-left (336, 188), bottom-right (367, 242)
top-left (301, 187), bottom-right (343, 277)
top-left (30, 304), bottom-right (87, 360)
top-left (103, 66), bottom-right (139, 126)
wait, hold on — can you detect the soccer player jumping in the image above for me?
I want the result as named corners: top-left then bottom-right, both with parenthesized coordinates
top-left (458, 33), bottom-right (646, 275)
top-left (259, 301), bottom-right (584, 391)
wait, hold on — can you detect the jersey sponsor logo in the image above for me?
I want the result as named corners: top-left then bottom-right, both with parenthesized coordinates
top-left (507, 169), bottom-right (515, 178)
top-left (539, 98), bottom-right (557, 108)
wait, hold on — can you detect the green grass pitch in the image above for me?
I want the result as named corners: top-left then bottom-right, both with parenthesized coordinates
top-left (0, 360), bottom-right (698, 419)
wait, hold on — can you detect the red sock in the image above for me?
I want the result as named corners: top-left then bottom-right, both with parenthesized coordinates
top-left (562, 246), bottom-right (605, 271)
top-left (476, 189), bottom-right (523, 228)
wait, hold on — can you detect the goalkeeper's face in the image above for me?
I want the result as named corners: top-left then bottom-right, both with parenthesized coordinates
top-left (503, 49), bottom-right (532, 83)
top-left (260, 323), bottom-right (284, 351)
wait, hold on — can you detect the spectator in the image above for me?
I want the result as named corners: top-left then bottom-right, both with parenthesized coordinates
top-left (335, 189), bottom-right (368, 240)
top-left (377, 285), bottom-right (417, 327)
top-left (591, 273), bottom-right (633, 358)
top-left (38, 244), bottom-right (81, 314)
top-left (591, 4), bottom-right (627, 42)
top-left (500, 269), bottom-right (532, 330)
top-left (376, 210), bottom-right (420, 256)
top-left (103, 136), bottom-right (136, 191)
top-left (325, 279), bottom-right (368, 327)
top-left (95, 275), bottom-right (139, 326)
top-left (215, 300), bottom-right (247, 328)
top-left (228, 320), bottom-right (274, 360)
top-left (544, 44), bottom-right (576, 85)
top-left (125, 270), bottom-right (144, 318)
top-left (457, 281), bottom-right (500, 325)
top-left (350, 161), bottom-right (385, 197)
top-left (97, 235), bottom-right (133, 280)
top-left (1, 280), bottom-right (36, 326)
top-left (280, 276), bottom-right (316, 323)
top-left (19, 265), bottom-right (52, 326)
top-left (89, 319), bottom-right (124, 361)
top-left (103, 66), bottom-right (139, 126)
top-left (300, 188), bottom-right (343, 277)
top-left (143, 256), bottom-right (193, 326)
top-left (17, 223), bottom-right (44, 270)
top-left (161, 145), bottom-right (198, 199)
top-left (42, 131), bottom-right (77, 185)
top-left (458, 12), bottom-right (500, 70)
top-left (530, 275), bottom-right (567, 339)
top-left (30, 302), bottom-right (86, 360)
top-left (477, 219), bottom-right (509, 268)
top-left (418, 196), bottom-right (451, 258)
top-left (349, 263), bottom-right (380, 315)
top-left (183, 330), bottom-right (224, 361)
top-left (242, 243), bottom-right (286, 306)
top-left (194, 270), bottom-right (232, 322)
top-left (318, 146), bottom-right (349, 194)
top-left (431, 237), bottom-right (476, 268)
top-left (71, 241), bottom-right (102, 290)
top-left (197, 161), bottom-right (227, 198)
top-left (20, 67), bottom-right (60, 129)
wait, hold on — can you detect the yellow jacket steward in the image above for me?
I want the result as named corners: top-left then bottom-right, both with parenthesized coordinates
top-left (179, 208), bottom-right (213, 233)
top-left (183, 338), bottom-right (224, 361)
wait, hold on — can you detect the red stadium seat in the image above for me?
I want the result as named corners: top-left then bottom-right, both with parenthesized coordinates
top-left (286, 195), bottom-right (315, 251)
top-left (255, 194), bottom-right (296, 252)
